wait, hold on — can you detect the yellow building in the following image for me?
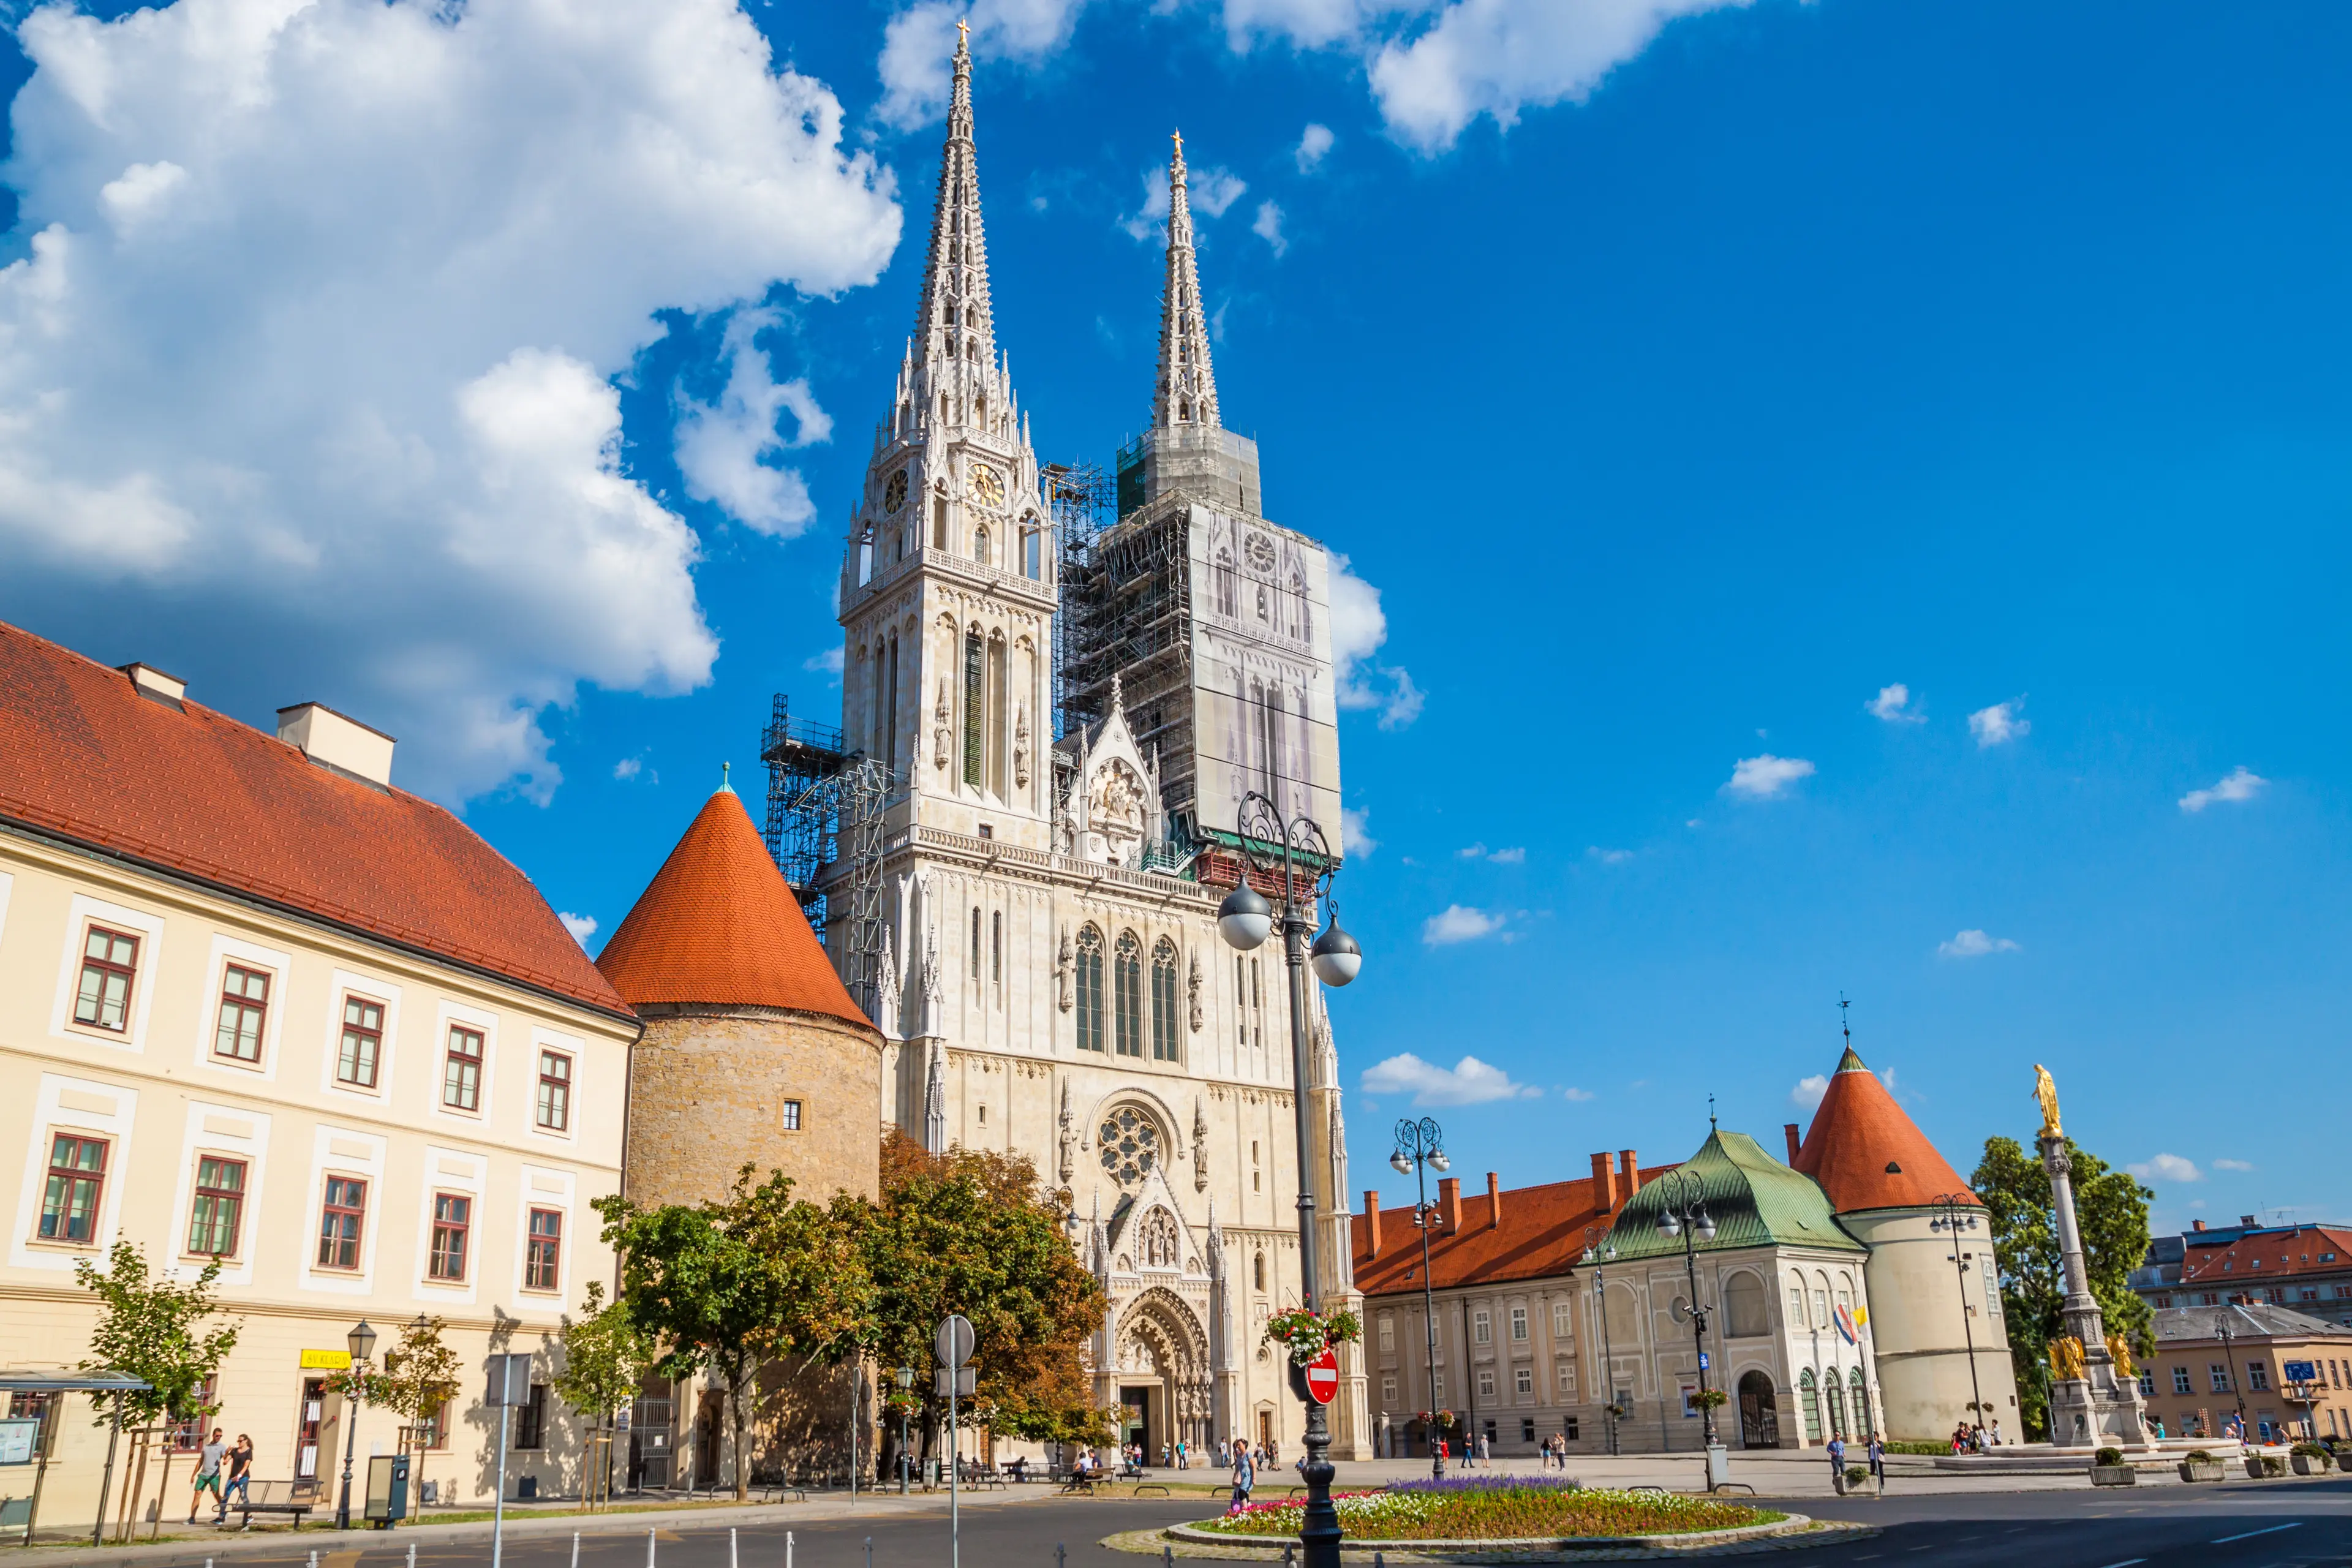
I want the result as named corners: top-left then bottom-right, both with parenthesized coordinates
top-left (0, 620), bottom-right (638, 1531)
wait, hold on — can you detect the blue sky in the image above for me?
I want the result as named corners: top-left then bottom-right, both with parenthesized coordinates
top-left (0, 0), bottom-right (2345, 1235)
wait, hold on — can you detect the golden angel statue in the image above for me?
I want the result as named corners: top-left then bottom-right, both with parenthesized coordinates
top-left (2104, 1334), bottom-right (2136, 1379)
top-left (2032, 1063), bottom-right (2062, 1139)
top-left (2048, 1335), bottom-right (2087, 1381)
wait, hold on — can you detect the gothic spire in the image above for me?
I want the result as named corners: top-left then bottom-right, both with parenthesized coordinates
top-left (1153, 130), bottom-right (1219, 431)
top-left (913, 23), bottom-right (995, 380)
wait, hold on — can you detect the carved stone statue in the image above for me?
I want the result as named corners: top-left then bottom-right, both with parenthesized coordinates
top-left (2033, 1063), bottom-right (2063, 1139)
top-left (1057, 1078), bottom-right (1076, 1183)
top-left (1013, 703), bottom-right (1031, 788)
top-left (2049, 1335), bottom-right (2087, 1381)
top-left (1055, 924), bottom-right (1073, 1012)
top-left (1094, 760), bottom-right (1146, 832)
top-left (1192, 1098), bottom-right (1209, 1193)
top-left (932, 678), bottom-right (952, 769)
top-left (1142, 1208), bottom-right (1179, 1269)
top-left (1186, 946), bottom-right (1203, 1032)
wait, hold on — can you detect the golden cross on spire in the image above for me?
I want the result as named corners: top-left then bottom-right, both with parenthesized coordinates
top-left (957, 17), bottom-right (969, 48)
top-left (1172, 128), bottom-right (1183, 157)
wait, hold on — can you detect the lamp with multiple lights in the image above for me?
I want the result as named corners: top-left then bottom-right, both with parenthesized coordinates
top-left (1389, 1117), bottom-right (1450, 1481)
top-left (334, 1319), bottom-right (377, 1529)
top-left (1648, 1170), bottom-right (1725, 1458)
top-left (1928, 1194), bottom-right (1988, 1428)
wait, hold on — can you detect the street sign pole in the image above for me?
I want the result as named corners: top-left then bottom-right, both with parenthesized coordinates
top-left (935, 1315), bottom-right (974, 1568)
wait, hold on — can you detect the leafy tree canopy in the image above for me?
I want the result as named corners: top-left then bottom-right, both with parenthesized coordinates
top-left (74, 1242), bottom-right (239, 1430)
top-left (1972, 1133), bottom-right (2154, 1438)
top-left (551, 1281), bottom-right (654, 1425)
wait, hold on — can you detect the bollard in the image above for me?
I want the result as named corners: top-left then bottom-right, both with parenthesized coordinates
top-left (1164, 1546), bottom-right (1174, 1568)
top-left (787, 1530), bottom-right (794, 1568)
top-left (1056, 1545), bottom-right (1066, 1568)
top-left (573, 1532), bottom-right (582, 1568)
top-left (864, 1535), bottom-right (873, 1568)
top-left (409, 1545), bottom-right (418, 1568)
top-left (1282, 1547), bottom-right (1295, 1568)
top-left (647, 1527), bottom-right (657, 1568)
top-left (1376, 1556), bottom-right (1386, 1568)
top-left (732, 1528), bottom-right (740, 1568)
top-left (310, 1550), bottom-right (320, 1568)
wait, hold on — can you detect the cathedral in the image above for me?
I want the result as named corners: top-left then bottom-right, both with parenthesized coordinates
top-left (822, 33), bottom-right (1368, 1461)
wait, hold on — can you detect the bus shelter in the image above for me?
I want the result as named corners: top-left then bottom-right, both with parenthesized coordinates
top-left (0, 1369), bottom-right (150, 1545)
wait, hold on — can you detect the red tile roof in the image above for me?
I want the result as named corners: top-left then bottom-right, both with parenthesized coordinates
top-left (1792, 1045), bottom-right (1978, 1212)
top-left (2181, 1226), bottom-right (2352, 1284)
top-left (0, 619), bottom-right (628, 1017)
top-left (594, 787), bottom-right (874, 1030)
top-left (1354, 1166), bottom-right (1677, 1297)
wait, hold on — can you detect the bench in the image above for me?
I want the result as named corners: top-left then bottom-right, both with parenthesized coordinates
top-left (1057, 1473), bottom-right (1099, 1494)
top-left (229, 1480), bottom-right (317, 1530)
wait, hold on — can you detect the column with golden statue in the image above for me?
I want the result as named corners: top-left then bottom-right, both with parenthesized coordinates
top-left (2034, 1065), bottom-right (2151, 1449)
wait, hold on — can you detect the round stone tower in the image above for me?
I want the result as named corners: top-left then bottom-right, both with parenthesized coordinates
top-left (598, 781), bottom-right (884, 1208)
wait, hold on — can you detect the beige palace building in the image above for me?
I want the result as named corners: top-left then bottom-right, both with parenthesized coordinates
top-left (0, 620), bottom-right (638, 1528)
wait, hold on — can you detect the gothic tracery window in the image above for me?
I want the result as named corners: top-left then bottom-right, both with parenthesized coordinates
top-left (1150, 939), bottom-right (1180, 1062)
top-left (1113, 930), bottom-right (1144, 1057)
top-left (1098, 1106), bottom-right (1160, 1187)
top-left (1075, 925), bottom-right (1106, 1053)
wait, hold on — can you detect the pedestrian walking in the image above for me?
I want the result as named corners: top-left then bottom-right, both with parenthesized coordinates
top-left (187, 1428), bottom-right (227, 1523)
top-left (1826, 1433), bottom-right (1847, 1493)
top-left (1229, 1436), bottom-right (1254, 1514)
top-left (1868, 1435), bottom-right (1885, 1495)
top-left (1477, 1430), bottom-right (1490, 1466)
top-left (221, 1436), bottom-right (253, 1514)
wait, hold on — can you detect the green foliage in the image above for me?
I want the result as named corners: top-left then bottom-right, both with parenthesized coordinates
top-left (369, 1316), bottom-right (462, 1430)
top-left (2094, 1446), bottom-right (2125, 1466)
top-left (850, 1133), bottom-right (1110, 1446)
top-left (1199, 1483), bottom-right (1781, 1542)
top-left (73, 1242), bottom-right (239, 1430)
top-left (1971, 1134), bottom-right (2154, 1439)
top-left (597, 1165), bottom-right (869, 1500)
top-left (1691, 1388), bottom-right (1729, 1412)
top-left (551, 1283), bottom-right (654, 1427)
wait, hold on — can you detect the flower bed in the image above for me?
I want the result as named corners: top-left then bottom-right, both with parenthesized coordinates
top-left (1192, 1478), bottom-right (1783, 1543)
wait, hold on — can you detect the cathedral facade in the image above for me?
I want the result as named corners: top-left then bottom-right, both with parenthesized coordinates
top-left (822, 37), bottom-right (1368, 1461)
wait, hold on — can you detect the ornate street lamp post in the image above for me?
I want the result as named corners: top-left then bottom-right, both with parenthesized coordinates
top-left (1217, 790), bottom-right (1362, 1568)
top-left (2214, 1308), bottom-right (2248, 1443)
top-left (334, 1319), bottom-right (377, 1529)
top-left (1581, 1227), bottom-right (1618, 1457)
top-left (1389, 1118), bottom-right (1450, 1481)
top-left (1649, 1172), bottom-right (1723, 1460)
top-left (1927, 1194), bottom-right (1986, 1428)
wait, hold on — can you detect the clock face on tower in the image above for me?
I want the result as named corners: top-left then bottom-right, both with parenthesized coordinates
top-left (883, 469), bottom-right (908, 512)
top-left (1245, 533), bottom-right (1276, 573)
top-left (970, 463), bottom-right (1005, 509)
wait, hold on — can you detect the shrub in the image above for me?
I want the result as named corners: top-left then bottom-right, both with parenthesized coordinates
top-left (2093, 1447), bottom-right (2125, 1466)
top-left (2185, 1449), bottom-right (2214, 1463)
top-left (1844, 1466), bottom-right (1869, 1485)
top-left (1883, 1441), bottom-right (1948, 1457)
top-left (2291, 1442), bottom-right (2327, 1458)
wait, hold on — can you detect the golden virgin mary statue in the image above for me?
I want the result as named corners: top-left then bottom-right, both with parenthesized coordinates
top-left (2032, 1064), bottom-right (2062, 1139)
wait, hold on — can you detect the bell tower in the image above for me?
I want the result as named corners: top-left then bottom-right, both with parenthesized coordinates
top-left (837, 24), bottom-right (1056, 848)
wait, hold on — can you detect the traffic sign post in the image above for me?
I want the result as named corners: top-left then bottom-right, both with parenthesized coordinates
top-left (1303, 1350), bottom-right (1338, 1406)
top-left (937, 1315), bottom-right (973, 1568)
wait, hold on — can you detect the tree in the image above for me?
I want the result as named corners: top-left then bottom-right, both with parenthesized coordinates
top-left (597, 1167), bottom-right (869, 1501)
top-left (1972, 1134), bottom-right (2154, 1439)
top-left (74, 1243), bottom-right (239, 1539)
top-left (368, 1316), bottom-right (462, 1512)
top-left (551, 1284), bottom-right (652, 1507)
top-left (848, 1133), bottom-right (1110, 1457)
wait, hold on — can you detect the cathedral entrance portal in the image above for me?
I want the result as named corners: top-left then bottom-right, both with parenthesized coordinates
top-left (1120, 1387), bottom-right (1152, 1460)
top-left (1113, 1287), bottom-right (1212, 1463)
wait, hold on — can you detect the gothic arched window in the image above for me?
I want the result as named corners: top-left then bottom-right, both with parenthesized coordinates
top-left (1075, 926), bottom-right (1106, 1053)
top-left (1150, 939), bottom-right (1180, 1062)
top-left (1798, 1369), bottom-right (1822, 1442)
top-left (1214, 549), bottom-right (1237, 619)
top-left (933, 486), bottom-right (949, 549)
top-left (970, 906), bottom-right (981, 979)
top-left (1112, 930), bottom-right (1144, 1057)
top-left (962, 629), bottom-right (984, 787)
top-left (1098, 1107), bottom-right (1160, 1187)
top-left (1253, 1251), bottom-right (1267, 1292)
top-left (1849, 1368), bottom-right (1871, 1438)
top-left (973, 526), bottom-right (990, 566)
top-left (1022, 518), bottom-right (1042, 579)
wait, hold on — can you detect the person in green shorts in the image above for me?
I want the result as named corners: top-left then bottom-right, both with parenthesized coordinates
top-left (188, 1428), bottom-right (227, 1523)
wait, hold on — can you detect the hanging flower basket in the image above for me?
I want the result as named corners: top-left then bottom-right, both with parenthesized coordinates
top-left (1263, 1306), bottom-right (1363, 1366)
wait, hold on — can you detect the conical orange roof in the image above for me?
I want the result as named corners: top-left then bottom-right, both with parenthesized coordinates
top-left (1792, 1044), bottom-right (1978, 1213)
top-left (597, 786), bottom-right (873, 1030)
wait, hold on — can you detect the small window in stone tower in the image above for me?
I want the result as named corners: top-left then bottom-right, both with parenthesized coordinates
top-left (978, 1104), bottom-right (987, 1125)
top-left (781, 1100), bottom-right (802, 1133)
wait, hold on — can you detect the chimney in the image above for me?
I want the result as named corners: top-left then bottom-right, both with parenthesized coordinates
top-left (1784, 1123), bottom-right (1803, 1164)
top-left (2241, 1215), bottom-right (2257, 1227)
top-left (1619, 1150), bottom-right (1642, 1197)
top-left (277, 703), bottom-right (396, 790)
top-left (118, 662), bottom-right (187, 709)
top-left (1487, 1172), bottom-right (1502, 1230)
top-left (1363, 1192), bottom-right (1382, 1256)
top-left (2192, 1219), bottom-right (2206, 1232)
top-left (1439, 1175), bottom-right (1461, 1232)
top-left (1591, 1152), bottom-right (1618, 1214)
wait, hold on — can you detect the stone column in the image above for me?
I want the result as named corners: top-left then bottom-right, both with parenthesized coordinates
top-left (2038, 1134), bottom-right (2150, 1448)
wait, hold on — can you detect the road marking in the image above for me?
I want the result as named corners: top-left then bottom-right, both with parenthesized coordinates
top-left (2211, 1523), bottom-right (2303, 1545)
top-left (2091, 1558), bottom-right (2145, 1567)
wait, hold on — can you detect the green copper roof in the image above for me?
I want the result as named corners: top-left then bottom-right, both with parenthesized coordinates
top-left (1600, 1129), bottom-right (1864, 1262)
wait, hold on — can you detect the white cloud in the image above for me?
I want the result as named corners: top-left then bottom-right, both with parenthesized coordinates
top-left (1329, 551), bottom-right (1422, 729)
top-left (673, 308), bottom-right (832, 538)
top-left (612, 755), bottom-right (646, 782)
top-left (1422, 904), bottom-right (1504, 945)
top-left (2127, 1153), bottom-right (2201, 1183)
top-left (2179, 766), bottom-right (2267, 813)
top-left (1457, 842), bottom-right (1524, 864)
top-left (1726, 754), bottom-right (1815, 799)
top-left (1937, 929), bottom-right (2021, 959)
top-left (2212, 1158), bottom-right (2255, 1172)
top-left (1253, 199), bottom-right (1289, 257)
top-left (1791, 1074), bottom-right (1830, 1112)
top-left (805, 647), bottom-right (847, 676)
top-left (1295, 122), bottom-right (1336, 171)
top-left (1120, 162), bottom-right (1246, 241)
top-left (1561, 1086), bottom-right (1594, 1102)
top-left (876, 0), bottom-right (1096, 129)
top-left (1361, 1052), bottom-right (1541, 1106)
top-left (1191, 168), bottom-right (1250, 217)
top-left (0, 0), bottom-right (899, 803)
top-left (1341, 805), bottom-right (1377, 858)
top-left (1868, 683), bottom-right (1924, 723)
top-left (1969, 699), bottom-right (2030, 748)
top-left (1367, 0), bottom-right (1755, 154)
top-left (1586, 846), bottom-right (1633, 865)
top-left (557, 912), bottom-right (598, 947)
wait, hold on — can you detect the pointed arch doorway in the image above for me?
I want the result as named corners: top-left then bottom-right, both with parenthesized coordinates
top-left (1737, 1370), bottom-right (1781, 1449)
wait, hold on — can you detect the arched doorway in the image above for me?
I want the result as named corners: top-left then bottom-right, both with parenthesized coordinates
top-left (1114, 1287), bottom-right (1212, 1461)
top-left (1736, 1371), bottom-right (1779, 1449)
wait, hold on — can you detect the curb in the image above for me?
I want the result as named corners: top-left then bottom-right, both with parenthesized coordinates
top-left (1104, 1519), bottom-right (1877, 1562)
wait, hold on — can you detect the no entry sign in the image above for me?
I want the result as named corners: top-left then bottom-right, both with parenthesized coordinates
top-left (1304, 1349), bottom-right (1338, 1406)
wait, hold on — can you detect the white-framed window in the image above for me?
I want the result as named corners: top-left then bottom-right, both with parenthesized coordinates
top-left (442, 1026), bottom-right (484, 1112)
top-left (782, 1099), bottom-right (803, 1132)
top-left (2173, 1366), bottom-right (2192, 1394)
top-left (337, 995), bottom-right (385, 1088)
top-left (1381, 1376), bottom-right (1398, 1404)
top-left (1553, 1300), bottom-right (1574, 1341)
top-left (51, 897), bottom-right (165, 1052)
top-left (1473, 1308), bottom-right (1491, 1346)
top-left (212, 965), bottom-right (271, 1064)
top-left (1510, 1305), bottom-right (1529, 1341)
top-left (1515, 1366), bottom-right (1534, 1396)
top-left (1556, 1362), bottom-right (1575, 1393)
top-left (1378, 1316), bottom-right (1395, 1354)
top-left (534, 1049), bottom-right (572, 1132)
top-left (1477, 1369), bottom-right (1496, 1398)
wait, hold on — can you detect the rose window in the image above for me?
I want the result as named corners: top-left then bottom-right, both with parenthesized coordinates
top-left (1099, 1108), bottom-right (1161, 1188)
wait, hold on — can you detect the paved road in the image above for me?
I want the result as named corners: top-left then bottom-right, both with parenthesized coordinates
top-left (29, 1479), bottom-right (2352, 1568)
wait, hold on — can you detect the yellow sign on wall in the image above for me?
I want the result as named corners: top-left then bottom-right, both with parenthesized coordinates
top-left (299, 1349), bottom-right (353, 1371)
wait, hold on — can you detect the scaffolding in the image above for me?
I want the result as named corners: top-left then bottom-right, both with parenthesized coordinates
top-left (760, 694), bottom-right (894, 1021)
top-left (1044, 459), bottom-right (1112, 741)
